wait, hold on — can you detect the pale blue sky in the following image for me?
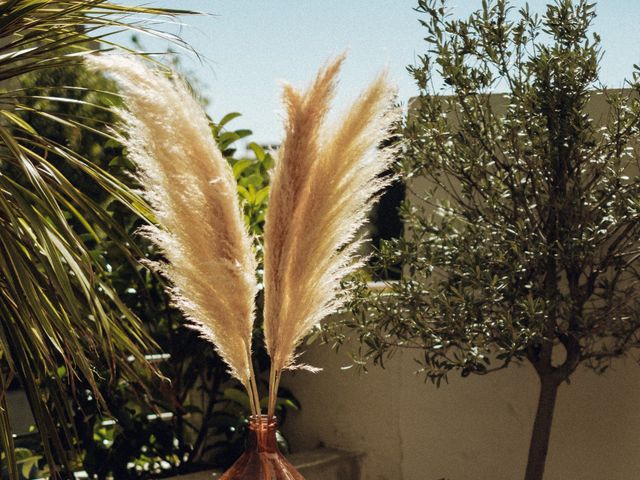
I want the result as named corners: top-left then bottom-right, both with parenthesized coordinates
top-left (124, 1), bottom-right (640, 145)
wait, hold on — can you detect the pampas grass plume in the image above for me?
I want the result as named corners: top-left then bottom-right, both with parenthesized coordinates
top-left (263, 55), bottom-right (398, 413)
top-left (87, 55), bottom-right (259, 398)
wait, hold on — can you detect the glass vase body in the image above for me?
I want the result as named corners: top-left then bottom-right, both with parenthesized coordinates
top-left (219, 415), bottom-right (304, 480)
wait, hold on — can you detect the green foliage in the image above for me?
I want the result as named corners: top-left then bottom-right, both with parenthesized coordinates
top-left (212, 112), bottom-right (274, 240)
top-left (1, 448), bottom-right (44, 480)
top-left (0, 2), bottom-right (194, 477)
top-left (342, 0), bottom-right (640, 383)
top-left (4, 61), bottom-right (169, 479)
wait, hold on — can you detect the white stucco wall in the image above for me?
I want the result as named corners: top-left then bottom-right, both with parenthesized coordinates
top-left (281, 339), bottom-right (640, 480)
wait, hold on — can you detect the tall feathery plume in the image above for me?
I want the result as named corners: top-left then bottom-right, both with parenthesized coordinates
top-left (263, 56), bottom-right (399, 416)
top-left (86, 55), bottom-right (261, 415)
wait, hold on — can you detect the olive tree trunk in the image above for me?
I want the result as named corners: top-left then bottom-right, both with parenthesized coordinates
top-left (524, 375), bottom-right (561, 480)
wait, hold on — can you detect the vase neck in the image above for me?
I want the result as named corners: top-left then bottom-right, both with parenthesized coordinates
top-left (247, 415), bottom-right (279, 453)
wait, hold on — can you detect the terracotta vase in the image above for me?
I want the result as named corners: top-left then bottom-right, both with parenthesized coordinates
top-left (219, 415), bottom-right (304, 480)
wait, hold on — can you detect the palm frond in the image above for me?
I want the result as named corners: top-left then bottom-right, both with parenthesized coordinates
top-left (0, 1), bottom-right (196, 477)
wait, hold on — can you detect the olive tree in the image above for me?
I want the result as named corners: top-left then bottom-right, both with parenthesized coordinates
top-left (343, 1), bottom-right (640, 479)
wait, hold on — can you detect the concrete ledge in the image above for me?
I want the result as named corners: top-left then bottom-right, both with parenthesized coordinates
top-left (289, 448), bottom-right (363, 480)
top-left (166, 448), bottom-right (363, 480)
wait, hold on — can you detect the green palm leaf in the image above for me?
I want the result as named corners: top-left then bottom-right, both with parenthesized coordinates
top-left (0, 1), bottom-right (196, 477)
